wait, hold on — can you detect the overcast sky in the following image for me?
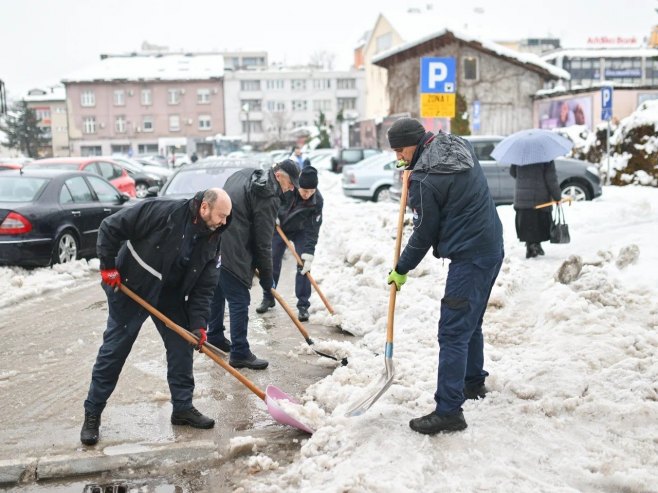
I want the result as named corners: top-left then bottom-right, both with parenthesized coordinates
top-left (2, 0), bottom-right (656, 98)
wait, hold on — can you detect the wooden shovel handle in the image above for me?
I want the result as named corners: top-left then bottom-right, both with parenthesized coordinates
top-left (269, 287), bottom-right (312, 341)
top-left (534, 197), bottom-right (573, 209)
top-left (119, 284), bottom-right (265, 401)
top-left (275, 225), bottom-right (335, 315)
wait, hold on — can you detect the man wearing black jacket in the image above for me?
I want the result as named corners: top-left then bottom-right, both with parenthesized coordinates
top-left (385, 118), bottom-right (504, 435)
top-left (80, 188), bottom-right (232, 446)
top-left (255, 166), bottom-right (323, 322)
top-left (206, 160), bottom-right (300, 370)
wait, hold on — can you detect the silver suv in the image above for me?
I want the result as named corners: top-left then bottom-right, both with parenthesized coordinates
top-left (390, 135), bottom-right (602, 205)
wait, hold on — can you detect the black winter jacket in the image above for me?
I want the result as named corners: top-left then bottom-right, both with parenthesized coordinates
top-left (220, 167), bottom-right (284, 287)
top-left (97, 193), bottom-right (227, 329)
top-left (278, 189), bottom-right (323, 255)
top-left (510, 161), bottom-right (561, 210)
top-left (396, 132), bottom-right (504, 274)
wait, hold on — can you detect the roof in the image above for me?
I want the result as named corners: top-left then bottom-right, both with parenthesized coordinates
top-left (542, 48), bottom-right (658, 61)
top-left (62, 53), bottom-right (224, 84)
top-left (372, 27), bottom-right (570, 80)
top-left (23, 86), bottom-right (66, 102)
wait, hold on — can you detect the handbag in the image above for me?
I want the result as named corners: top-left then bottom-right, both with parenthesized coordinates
top-left (550, 204), bottom-right (570, 244)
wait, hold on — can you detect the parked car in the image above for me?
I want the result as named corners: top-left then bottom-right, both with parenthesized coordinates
top-left (135, 154), bottom-right (168, 167)
top-left (156, 157), bottom-right (265, 199)
top-left (390, 135), bottom-right (602, 205)
top-left (26, 157), bottom-right (137, 197)
top-left (105, 156), bottom-right (169, 198)
top-left (111, 156), bottom-right (173, 180)
top-left (0, 169), bottom-right (132, 267)
top-left (330, 148), bottom-right (382, 173)
top-left (0, 162), bottom-right (23, 171)
top-left (342, 152), bottom-right (397, 202)
top-left (307, 148), bottom-right (337, 171)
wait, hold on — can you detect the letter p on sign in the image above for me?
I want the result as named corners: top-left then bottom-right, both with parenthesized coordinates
top-left (428, 62), bottom-right (447, 89)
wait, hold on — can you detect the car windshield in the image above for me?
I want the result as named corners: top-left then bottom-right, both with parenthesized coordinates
top-left (0, 176), bottom-right (49, 202)
top-left (354, 153), bottom-right (396, 169)
top-left (113, 158), bottom-right (145, 173)
top-left (163, 167), bottom-right (244, 196)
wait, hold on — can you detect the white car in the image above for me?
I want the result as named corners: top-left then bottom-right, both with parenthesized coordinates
top-left (341, 152), bottom-right (397, 202)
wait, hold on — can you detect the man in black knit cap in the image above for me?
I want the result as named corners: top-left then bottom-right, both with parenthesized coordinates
top-left (386, 118), bottom-right (504, 435)
top-left (256, 165), bottom-right (323, 322)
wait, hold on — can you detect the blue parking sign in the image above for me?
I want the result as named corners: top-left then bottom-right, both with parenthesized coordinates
top-left (601, 86), bottom-right (613, 121)
top-left (420, 57), bottom-right (456, 94)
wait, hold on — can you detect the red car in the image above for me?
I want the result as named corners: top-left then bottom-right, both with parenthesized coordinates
top-left (26, 157), bottom-right (137, 197)
top-left (0, 162), bottom-right (24, 171)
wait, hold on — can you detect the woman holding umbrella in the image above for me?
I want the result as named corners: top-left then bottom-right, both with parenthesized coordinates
top-left (491, 129), bottom-right (573, 259)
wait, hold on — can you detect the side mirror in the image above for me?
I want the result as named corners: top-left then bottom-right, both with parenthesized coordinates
top-left (146, 186), bottom-right (159, 197)
top-left (119, 193), bottom-right (131, 203)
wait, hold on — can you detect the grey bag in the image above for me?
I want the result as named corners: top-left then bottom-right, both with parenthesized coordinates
top-left (550, 204), bottom-right (570, 244)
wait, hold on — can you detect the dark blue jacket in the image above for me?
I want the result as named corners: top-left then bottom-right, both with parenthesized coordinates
top-left (396, 132), bottom-right (503, 274)
top-left (278, 189), bottom-right (323, 255)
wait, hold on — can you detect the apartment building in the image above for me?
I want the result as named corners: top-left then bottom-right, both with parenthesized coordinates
top-left (223, 67), bottom-right (365, 147)
top-left (23, 86), bottom-right (69, 157)
top-left (62, 53), bottom-right (225, 157)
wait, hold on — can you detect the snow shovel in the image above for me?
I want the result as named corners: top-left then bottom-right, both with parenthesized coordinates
top-left (268, 285), bottom-right (348, 366)
top-left (275, 224), bottom-right (335, 315)
top-left (118, 284), bottom-right (315, 434)
top-left (345, 169), bottom-right (411, 417)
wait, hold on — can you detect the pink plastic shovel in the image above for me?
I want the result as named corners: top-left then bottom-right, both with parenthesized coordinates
top-left (120, 284), bottom-right (315, 434)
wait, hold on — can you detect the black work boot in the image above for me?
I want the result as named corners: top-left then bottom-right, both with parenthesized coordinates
top-left (409, 411), bottom-right (467, 435)
top-left (536, 243), bottom-right (545, 255)
top-left (255, 299), bottom-right (275, 314)
top-left (525, 243), bottom-right (538, 259)
top-left (171, 406), bottom-right (215, 429)
top-left (229, 352), bottom-right (269, 370)
top-left (80, 412), bottom-right (101, 445)
top-left (464, 383), bottom-right (488, 400)
top-left (298, 307), bottom-right (309, 322)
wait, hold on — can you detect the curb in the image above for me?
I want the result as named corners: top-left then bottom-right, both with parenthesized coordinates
top-left (0, 440), bottom-right (220, 485)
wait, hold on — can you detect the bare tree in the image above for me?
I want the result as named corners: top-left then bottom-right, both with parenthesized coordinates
top-left (264, 110), bottom-right (293, 144)
top-left (308, 50), bottom-right (335, 70)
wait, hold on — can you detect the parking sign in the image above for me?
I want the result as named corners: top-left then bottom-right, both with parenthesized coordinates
top-left (601, 86), bottom-right (613, 121)
top-left (420, 57), bottom-right (456, 118)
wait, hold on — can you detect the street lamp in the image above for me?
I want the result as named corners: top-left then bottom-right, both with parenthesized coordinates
top-left (242, 103), bottom-right (250, 144)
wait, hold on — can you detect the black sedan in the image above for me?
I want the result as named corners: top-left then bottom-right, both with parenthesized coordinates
top-left (0, 169), bottom-right (132, 267)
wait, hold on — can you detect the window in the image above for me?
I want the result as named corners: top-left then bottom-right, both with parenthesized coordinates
top-left (35, 108), bottom-right (51, 121)
top-left (141, 88), bottom-right (152, 105)
top-left (169, 115), bottom-right (180, 131)
top-left (142, 116), bottom-right (154, 132)
top-left (240, 80), bottom-right (261, 91)
top-left (292, 100), bottom-right (307, 111)
top-left (471, 141), bottom-right (497, 161)
top-left (313, 79), bottom-right (331, 90)
top-left (87, 175), bottom-right (119, 202)
top-left (168, 89), bottom-right (181, 104)
top-left (337, 98), bottom-right (356, 110)
top-left (115, 116), bottom-right (126, 133)
top-left (198, 115), bottom-right (212, 130)
top-left (83, 117), bottom-right (96, 134)
top-left (93, 161), bottom-right (122, 180)
top-left (313, 100), bottom-right (332, 111)
top-left (241, 121), bottom-right (263, 133)
top-left (80, 145), bottom-right (102, 156)
top-left (110, 144), bottom-right (131, 155)
top-left (463, 57), bottom-right (478, 81)
top-left (59, 184), bottom-right (74, 204)
top-left (63, 176), bottom-right (93, 202)
top-left (197, 88), bottom-right (211, 104)
top-left (240, 99), bottom-right (262, 111)
top-left (291, 79), bottom-right (306, 91)
top-left (138, 143), bottom-right (158, 153)
top-left (81, 90), bottom-right (95, 107)
top-left (376, 33), bottom-right (392, 53)
top-left (243, 56), bottom-right (265, 67)
top-left (337, 78), bottom-right (356, 90)
top-left (266, 80), bottom-right (285, 90)
top-left (113, 89), bottom-right (125, 106)
top-left (292, 121), bottom-right (308, 128)
top-left (266, 101), bottom-right (286, 112)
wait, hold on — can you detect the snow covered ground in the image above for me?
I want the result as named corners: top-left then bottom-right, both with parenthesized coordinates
top-left (1, 170), bottom-right (656, 492)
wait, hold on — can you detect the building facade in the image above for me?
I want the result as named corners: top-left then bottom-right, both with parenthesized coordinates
top-left (23, 86), bottom-right (69, 157)
top-left (62, 53), bottom-right (225, 157)
top-left (222, 68), bottom-right (365, 147)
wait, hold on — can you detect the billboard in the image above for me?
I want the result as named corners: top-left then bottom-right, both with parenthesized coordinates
top-left (538, 96), bottom-right (593, 130)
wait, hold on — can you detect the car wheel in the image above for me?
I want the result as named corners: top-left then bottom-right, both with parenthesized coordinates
top-left (373, 186), bottom-right (391, 203)
top-left (135, 182), bottom-right (149, 198)
top-left (52, 230), bottom-right (79, 265)
top-left (561, 182), bottom-right (590, 202)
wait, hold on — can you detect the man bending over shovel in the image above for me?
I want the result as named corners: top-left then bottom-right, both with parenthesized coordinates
top-left (80, 188), bottom-right (232, 446)
top-left (385, 118), bottom-right (504, 435)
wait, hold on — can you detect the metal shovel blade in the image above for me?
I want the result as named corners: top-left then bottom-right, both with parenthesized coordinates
top-left (265, 385), bottom-right (315, 434)
top-left (345, 355), bottom-right (394, 417)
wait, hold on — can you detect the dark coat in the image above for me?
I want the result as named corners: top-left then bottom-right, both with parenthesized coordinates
top-left (97, 193), bottom-right (227, 329)
top-left (510, 161), bottom-right (562, 210)
top-left (278, 189), bottom-right (323, 255)
top-left (220, 167), bottom-right (284, 287)
top-left (396, 132), bottom-right (504, 274)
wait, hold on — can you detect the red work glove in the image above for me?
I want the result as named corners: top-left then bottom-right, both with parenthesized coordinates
top-left (100, 268), bottom-right (121, 291)
top-left (191, 328), bottom-right (207, 351)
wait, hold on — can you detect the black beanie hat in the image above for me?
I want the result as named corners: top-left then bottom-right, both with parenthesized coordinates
top-left (299, 165), bottom-right (318, 189)
top-left (387, 118), bottom-right (426, 148)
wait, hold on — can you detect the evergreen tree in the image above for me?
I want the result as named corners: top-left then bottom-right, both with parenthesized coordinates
top-left (314, 110), bottom-right (332, 149)
top-left (450, 93), bottom-right (471, 136)
top-left (0, 101), bottom-right (47, 157)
